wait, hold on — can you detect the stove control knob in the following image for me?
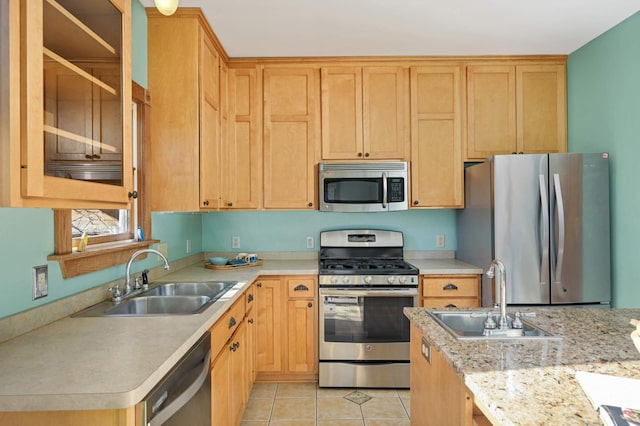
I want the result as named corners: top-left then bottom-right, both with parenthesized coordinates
top-left (342, 276), bottom-right (351, 284)
top-left (399, 276), bottom-right (407, 284)
top-left (364, 276), bottom-right (373, 284)
top-left (387, 276), bottom-right (396, 284)
top-left (330, 276), bottom-right (339, 284)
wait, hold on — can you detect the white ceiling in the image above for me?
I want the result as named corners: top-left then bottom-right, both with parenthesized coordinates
top-left (139, 0), bottom-right (640, 58)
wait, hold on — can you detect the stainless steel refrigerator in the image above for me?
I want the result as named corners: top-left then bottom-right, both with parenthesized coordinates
top-left (457, 153), bottom-right (611, 306)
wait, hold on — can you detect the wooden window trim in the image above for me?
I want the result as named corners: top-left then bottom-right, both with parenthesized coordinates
top-left (48, 82), bottom-right (158, 279)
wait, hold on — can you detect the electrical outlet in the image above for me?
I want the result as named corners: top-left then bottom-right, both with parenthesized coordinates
top-left (186, 239), bottom-right (192, 254)
top-left (232, 236), bottom-right (241, 249)
top-left (306, 236), bottom-right (314, 249)
top-left (157, 243), bottom-right (168, 261)
top-left (32, 265), bottom-right (48, 300)
top-left (436, 234), bottom-right (445, 248)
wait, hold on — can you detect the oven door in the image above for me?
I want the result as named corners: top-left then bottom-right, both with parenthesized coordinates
top-left (319, 287), bottom-right (417, 361)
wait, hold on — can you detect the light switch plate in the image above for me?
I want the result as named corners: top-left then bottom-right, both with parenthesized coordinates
top-left (32, 265), bottom-right (48, 300)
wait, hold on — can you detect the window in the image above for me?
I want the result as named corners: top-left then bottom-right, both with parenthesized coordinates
top-left (50, 82), bottom-right (154, 278)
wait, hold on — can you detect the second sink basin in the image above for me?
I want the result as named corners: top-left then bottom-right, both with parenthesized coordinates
top-left (104, 296), bottom-right (212, 316)
top-left (427, 310), bottom-right (561, 340)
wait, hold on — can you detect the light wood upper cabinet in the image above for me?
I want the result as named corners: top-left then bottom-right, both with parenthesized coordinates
top-left (148, 10), bottom-right (226, 212)
top-left (225, 66), bottom-right (262, 209)
top-left (321, 66), bottom-right (407, 160)
top-left (410, 66), bottom-right (463, 208)
top-left (466, 63), bottom-right (566, 161)
top-left (1, 0), bottom-right (132, 208)
top-left (263, 67), bottom-right (320, 210)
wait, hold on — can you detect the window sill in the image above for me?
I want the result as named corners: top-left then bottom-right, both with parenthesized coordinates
top-left (48, 239), bottom-right (161, 279)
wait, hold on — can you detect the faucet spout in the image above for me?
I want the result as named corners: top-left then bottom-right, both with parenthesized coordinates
top-left (125, 249), bottom-right (170, 293)
top-left (486, 259), bottom-right (507, 329)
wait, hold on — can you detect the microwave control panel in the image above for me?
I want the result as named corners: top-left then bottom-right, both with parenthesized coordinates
top-left (388, 178), bottom-right (405, 202)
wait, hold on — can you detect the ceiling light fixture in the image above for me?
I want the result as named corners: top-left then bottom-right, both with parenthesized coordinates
top-left (154, 0), bottom-right (179, 16)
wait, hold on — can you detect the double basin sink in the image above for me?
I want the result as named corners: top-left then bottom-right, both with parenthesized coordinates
top-left (75, 281), bottom-right (238, 317)
top-left (427, 310), bottom-right (561, 340)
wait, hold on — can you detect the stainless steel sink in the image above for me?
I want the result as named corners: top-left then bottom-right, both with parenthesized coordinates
top-left (104, 296), bottom-right (212, 316)
top-left (427, 310), bottom-right (561, 340)
top-left (73, 281), bottom-right (238, 317)
top-left (144, 281), bottom-right (236, 299)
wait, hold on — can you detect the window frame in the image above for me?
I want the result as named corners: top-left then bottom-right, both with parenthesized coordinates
top-left (49, 81), bottom-right (156, 278)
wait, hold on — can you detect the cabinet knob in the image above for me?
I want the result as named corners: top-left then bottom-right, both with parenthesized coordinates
top-left (128, 191), bottom-right (138, 199)
top-left (248, 318), bottom-right (254, 324)
top-left (413, 200), bottom-right (419, 205)
top-left (307, 302), bottom-right (313, 308)
top-left (308, 202), bottom-right (313, 207)
top-left (85, 154), bottom-right (92, 160)
top-left (358, 152), bottom-right (363, 157)
top-left (364, 152), bottom-right (370, 157)
top-left (257, 283), bottom-right (262, 288)
top-left (512, 152), bottom-right (517, 154)
top-left (228, 316), bottom-right (237, 329)
top-left (92, 154), bottom-right (101, 159)
top-left (227, 202), bottom-right (233, 207)
top-left (203, 200), bottom-right (209, 206)
top-left (248, 294), bottom-right (254, 302)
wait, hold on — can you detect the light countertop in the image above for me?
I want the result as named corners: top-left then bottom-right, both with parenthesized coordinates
top-left (0, 257), bottom-right (478, 412)
top-left (405, 307), bottom-right (640, 425)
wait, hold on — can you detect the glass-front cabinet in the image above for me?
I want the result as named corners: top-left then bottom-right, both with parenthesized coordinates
top-left (16, 0), bottom-right (131, 207)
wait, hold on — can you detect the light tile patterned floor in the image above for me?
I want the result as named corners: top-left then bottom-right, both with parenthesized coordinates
top-left (240, 382), bottom-right (410, 426)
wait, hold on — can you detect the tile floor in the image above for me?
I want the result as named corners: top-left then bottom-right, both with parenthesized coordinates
top-left (240, 382), bottom-right (410, 426)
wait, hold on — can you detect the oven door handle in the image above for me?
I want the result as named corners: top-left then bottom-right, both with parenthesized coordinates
top-left (320, 288), bottom-right (418, 297)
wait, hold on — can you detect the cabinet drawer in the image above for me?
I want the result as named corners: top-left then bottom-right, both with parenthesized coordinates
top-left (211, 296), bottom-right (246, 356)
top-left (287, 277), bottom-right (316, 299)
top-left (422, 276), bottom-right (479, 298)
top-left (423, 297), bottom-right (480, 309)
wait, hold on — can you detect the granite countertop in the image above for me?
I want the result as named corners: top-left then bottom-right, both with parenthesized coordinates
top-left (405, 307), bottom-right (640, 425)
top-left (0, 257), bottom-right (479, 412)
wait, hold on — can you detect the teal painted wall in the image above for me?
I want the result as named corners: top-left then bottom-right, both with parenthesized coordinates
top-left (202, 210), bottom-right (456, 252)
top-left (567, 12), bottom-right (640, 307)
top-left (131, 0), bottom-right (148, 87)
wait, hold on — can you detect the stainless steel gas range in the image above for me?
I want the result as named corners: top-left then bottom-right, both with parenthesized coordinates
top-left (318, 229), bottom-right (419, 389)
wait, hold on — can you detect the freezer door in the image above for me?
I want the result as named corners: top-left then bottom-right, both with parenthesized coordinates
top-left (549, 153), bottom-right (610, 304)
top-left (493, 154), bottom-right (549, 304)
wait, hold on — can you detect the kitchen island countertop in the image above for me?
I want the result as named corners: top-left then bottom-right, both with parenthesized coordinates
top-left (405, 307), bottom-right (640, 425)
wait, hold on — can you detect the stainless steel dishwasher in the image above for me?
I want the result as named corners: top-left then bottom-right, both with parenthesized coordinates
top-left (142, 332), bottom-right (211, 426)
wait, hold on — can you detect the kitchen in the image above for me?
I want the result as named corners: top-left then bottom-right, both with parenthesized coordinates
top-left (1, 0), bottom-right (640, 425)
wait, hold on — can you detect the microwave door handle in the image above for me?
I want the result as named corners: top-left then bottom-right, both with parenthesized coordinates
top-left (382, 172), bottom-right (388, 208)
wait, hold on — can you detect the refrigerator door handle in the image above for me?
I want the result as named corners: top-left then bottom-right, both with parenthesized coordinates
top-left (539, 174), bottom-right (549, 285)
top-left (553, 173), bottom-right (565, 285)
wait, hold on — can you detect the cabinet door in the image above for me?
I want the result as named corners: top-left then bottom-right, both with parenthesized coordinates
top-left (516, 65), bottom-right (566, 154)
top-left (363, 66), bottom-right (406, 160)
top-left (263, 67), bottom-right (319, 209)
top-left (410, 323), bottom-right (473, 425)
top-left (226, 67), bottom-right (261, 209)
top-left (256, 278), bottom-right (283, 372)
top-left (466, 65), bottom-right (516, 160)
top-left (229, 322), bottom-right (247, 426)
top-left (287, 299), bottom-right (316, 373)
top-left (211, 345), bottom-right (230, 426)
top-left (21, 0), bottom-right (131, 205)
top-left (410, 66), bottom-right (463, 208)
top-left (199, 32), bottom-right (221, 209)
top-left (149, 16), bottom-right (201, 211)
top-left (320, 67), bottom-right (363, 159)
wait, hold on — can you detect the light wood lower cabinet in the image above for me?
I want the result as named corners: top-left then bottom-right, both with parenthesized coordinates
top-left (0, 408), bottom-right (139, 426)
top-left (421, 274), bottom-right (481, 308)
top-left (210, 293), bottom-right (251, 426)
top-left (256, 276), bottom-right (318, 381)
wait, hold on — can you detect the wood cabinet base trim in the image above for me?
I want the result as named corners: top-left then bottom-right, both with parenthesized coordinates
top-left (255, 373), bottom-right (318, 383)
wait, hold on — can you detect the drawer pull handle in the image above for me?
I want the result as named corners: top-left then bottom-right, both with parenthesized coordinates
top-left (228, 316), bottom-right (237, 329)
top-left (248, 294), bottom-right (254, 303)
top-left (445, 304), bottom-right (457, 308)
top-left (294, 284), bottom-right (309, 292)
top-left (443, 283), bottom-right (458, 291)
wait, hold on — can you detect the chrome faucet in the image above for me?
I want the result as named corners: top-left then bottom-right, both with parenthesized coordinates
top-left (124, 249), bottom-right (170, 295)
top-left (486, 259), bottom-right (508, 330)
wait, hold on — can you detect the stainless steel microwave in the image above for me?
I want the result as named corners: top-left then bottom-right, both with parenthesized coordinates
top-left (319, 161), bottom-right (408, 212)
